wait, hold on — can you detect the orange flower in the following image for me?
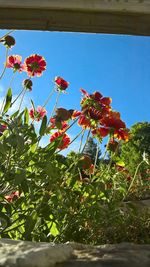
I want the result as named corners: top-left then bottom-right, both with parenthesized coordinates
top-left (114, 128), bottom-right (129, 141)
top-left (100, 97), bottom-right (112, 107)
top-left (50, 132), bottom-right (70, 150)
top-left (54, 76), bottom-right (69, 91)
top-left (88, 107), bottom-right (102, 120)
top-left (72, 110), bottom-right (82, 119)
top-left (6, 55), bottom-right (24, 72)
top-left (100, 111), bottom-right (126, 130)
top-left (92, 127), bottom-right (109, 138)
top-left (80, 89), bottom-right (112, 130)
top-left (24, 54), bottom-right (46, 77)
top-left (78, 114), bottom-right (91, 129)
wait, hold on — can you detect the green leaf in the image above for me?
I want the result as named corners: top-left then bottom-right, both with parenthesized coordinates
top-left (24, 108), bottom-right (29, 125)
top-left (10, 110), bottom-right (19, 119)
top-left (30, 143), bottom-right (37, 153)
top-left (39, 115), bottom-right (47, 136)
top-left (0, 143), bottom-right (6, 154)
top-left (3, 88), bottom-right (12, 114)
top-left (30, 99), bottom-right (35, 110)
top-left (50, 222), bottom-right (59, 237)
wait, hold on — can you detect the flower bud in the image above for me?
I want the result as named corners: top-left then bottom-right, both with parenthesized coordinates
top-left (23, 79), bottom-right (33, 91)
top-left (0, 35), bottom-right (16, 48)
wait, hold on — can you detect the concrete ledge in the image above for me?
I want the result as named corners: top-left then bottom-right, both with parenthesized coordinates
top-left (1, 239), bottom-right (150, 267)
top-left (0, 0), bottom-right (150, 36)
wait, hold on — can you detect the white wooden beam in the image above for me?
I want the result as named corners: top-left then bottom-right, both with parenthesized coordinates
top-left (0, 0), bottom-right (150, 36)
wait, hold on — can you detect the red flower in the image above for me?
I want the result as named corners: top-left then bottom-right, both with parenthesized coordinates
top-left (100, 111), bottom-right (126, 130)
top-left (50, 132), bottom-right (70, 150)
top-left (92, 127), bottom-right (109, 138)
top-left (49, 117), bottom-right (68, 131)
top-left (114, 128), bottom-right (129, 141)
top-left (5, 191), bottom-right (20, 202)
top-left (0, 124), bottom-right (7, 134)
top-left (88, 107), bottom-right (102, 120)
top-left (54, 76), bottom-right (69, 91)
top-left (92, 91), bottom-right (103, 101)
top-left (24, 54), bottom-right (46, 77)
top-left (6, 55), bottom-right (24, 72)
top-left (80, 88), bottom-right (89, 97)
top-left (80, 89), bottom-right (112, 130)
top-left (78, 114), bottom-right (91, 129)
top-left (29, 106), bottom-right (47, 121)
top-left (100, 97), bottom-right (112, 107)
top-left (72, 110), bottom-right (82, 119)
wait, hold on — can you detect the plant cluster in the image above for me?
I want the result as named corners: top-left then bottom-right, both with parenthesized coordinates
top-left (0, 32), bottom-right (150, 244)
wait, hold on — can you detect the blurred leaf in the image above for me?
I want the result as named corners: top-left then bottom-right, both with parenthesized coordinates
top-left (39, 115), bottom-right (47, 136)
top-left (50, 222), bottom-right (59, 237)
top-left (24, 108), bottom-right (29, 125)
top-left (0, 143), bottom-right (6, 155)
top-left (3, 88), bottom-right (12, 114)
top-left (10, 110), bottom-right (19, 118)
top-left (30, 99), bottom-right (35, 110)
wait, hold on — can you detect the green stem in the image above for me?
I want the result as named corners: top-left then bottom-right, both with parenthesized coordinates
top-left (0, 47), bottom-right (9, 80)
top-left (79, 129), bottom-right (86, 153)
top-left (11, 88), bottom-right (24, 107)
top-left (56, 129), bottom-right (84, 154)
top-left (81, 130), bottom-right (91, 153)
top-left (42, 87), bottom-right (55, 108)
top-left (18, 89), bottom-right (26, 111)
top-left (64, 118), bottom-right (78, 133)
top-left (50, 91), bottom-right (61, 118)
top-left (68, 129), bottom-right (84, 147)
top-left (123, 160), bottom-right (144, 200)
top-left (93, 143), bottom-right (99, 174)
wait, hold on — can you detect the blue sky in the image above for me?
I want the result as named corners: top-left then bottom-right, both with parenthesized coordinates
top-left (0, 29), bottom-right (150, 152)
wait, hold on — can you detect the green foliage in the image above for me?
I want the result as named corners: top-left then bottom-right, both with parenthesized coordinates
top-left (0, 115), bottom-right (150, 244)
top-left (121, 122), bottom-right (150, 175)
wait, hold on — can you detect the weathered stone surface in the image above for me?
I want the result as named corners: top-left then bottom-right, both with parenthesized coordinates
top-left (0, 239), bottom-right (73, 267)
top-left (1, 239), bottom-right (150, 267)
top-left (59, 242), bottom-right (150, 267)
